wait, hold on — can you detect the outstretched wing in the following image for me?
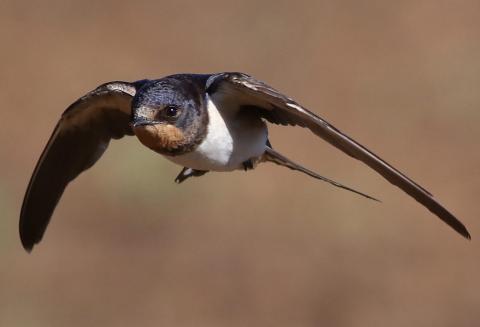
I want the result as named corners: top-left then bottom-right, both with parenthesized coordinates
top-left (20, 80), bottom-right (148, 251)
top-left (206, 72), bottom-right (470, 239)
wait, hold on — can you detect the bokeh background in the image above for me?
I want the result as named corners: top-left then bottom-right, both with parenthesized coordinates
top-left (1, 1), bottom-right (479, 326)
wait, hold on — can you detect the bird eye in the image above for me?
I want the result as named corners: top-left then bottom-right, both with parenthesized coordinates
top-left (164, 105), bottom-right (179, 118)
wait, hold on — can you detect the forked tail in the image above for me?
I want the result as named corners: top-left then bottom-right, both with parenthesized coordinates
top-left (262, 147), bottom-right (380, 202)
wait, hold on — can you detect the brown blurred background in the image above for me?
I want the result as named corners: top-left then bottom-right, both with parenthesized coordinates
top-left (1, 1), bottom-right (479, 326)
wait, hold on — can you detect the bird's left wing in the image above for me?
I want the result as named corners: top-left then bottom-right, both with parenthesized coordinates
top-left (20, 80), bottom-right (147, 251)
top-left (206, 72), bottom-right (470, 239)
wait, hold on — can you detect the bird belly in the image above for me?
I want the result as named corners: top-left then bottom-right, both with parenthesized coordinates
top-left (163, 97), bottom-right (268, 171)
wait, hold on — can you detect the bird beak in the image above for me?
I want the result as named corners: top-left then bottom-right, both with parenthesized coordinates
top-left (132, 118), bottom-right (153, 127)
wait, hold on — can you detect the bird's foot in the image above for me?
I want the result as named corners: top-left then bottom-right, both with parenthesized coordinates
top-left (242, 159), bottom-right (255, 171)
top-left (175, 167), bottom-right (208, 183)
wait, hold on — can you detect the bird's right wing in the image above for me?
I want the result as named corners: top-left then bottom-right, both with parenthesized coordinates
top-left (20, 80), bottom-right (148, 251)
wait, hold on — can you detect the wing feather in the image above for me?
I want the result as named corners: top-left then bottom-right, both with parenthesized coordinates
top-left (207, 72), bottom-right (470, 239)
top-left (20, 80), bottom-right (147, 251)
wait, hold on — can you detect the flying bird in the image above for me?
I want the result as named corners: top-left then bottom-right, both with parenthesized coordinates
top-left (20, 72), bottom-right (470, 251)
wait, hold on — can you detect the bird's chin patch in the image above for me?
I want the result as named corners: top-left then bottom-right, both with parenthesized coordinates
top-left (134, 124), bottom-right (186, 153)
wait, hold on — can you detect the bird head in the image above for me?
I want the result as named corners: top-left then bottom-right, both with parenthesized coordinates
top-left (131, 77), bottom-right (208, 155)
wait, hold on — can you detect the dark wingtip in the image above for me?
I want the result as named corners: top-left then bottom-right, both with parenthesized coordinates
top-left (441, 210), bottom-right (471, 240)
top-left (19, 216), bottom-right (40, 253)
top-left (23, 245), bottom-right (33, 253)
top-left (20, 235), bottom-right (35, 253)
top-left (447, 218), bottom-right (471, 240)
top-left (19, 211), bottom-right (35, 253)
top-left (460, 227), bottom-right (471, 240)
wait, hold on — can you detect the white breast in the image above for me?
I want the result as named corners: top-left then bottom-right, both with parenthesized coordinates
top-left (164, 95), bottom-right (268, 171)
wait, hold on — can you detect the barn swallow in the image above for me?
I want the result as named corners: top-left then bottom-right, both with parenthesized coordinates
top-left (20, 72), bottom-right (470, 251)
